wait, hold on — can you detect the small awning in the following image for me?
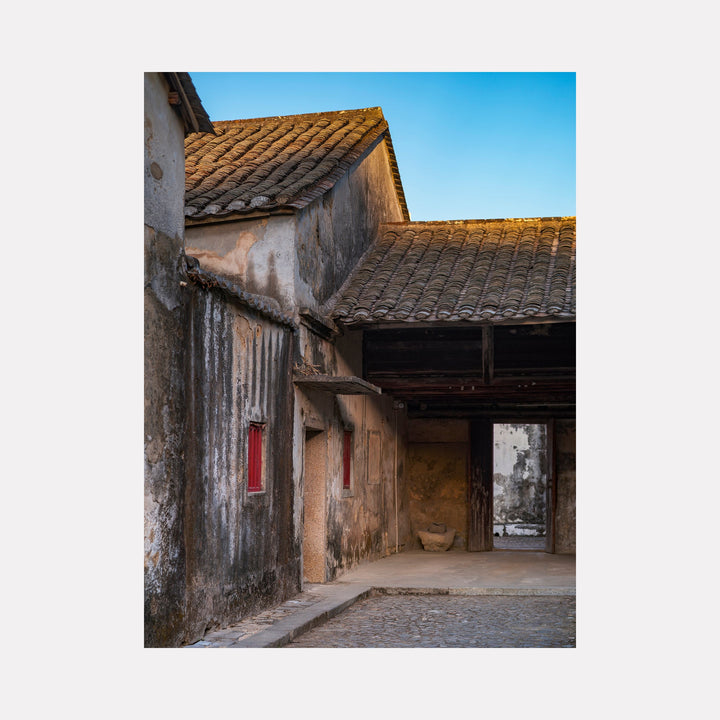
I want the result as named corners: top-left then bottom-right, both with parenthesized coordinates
top-left (293, 375), bottom-right (382, 396)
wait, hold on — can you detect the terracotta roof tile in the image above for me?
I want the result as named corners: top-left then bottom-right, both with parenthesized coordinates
top-left (330, 218), bottom-right (576, 325)
top-left (184, 107), bottom-right (409, 220)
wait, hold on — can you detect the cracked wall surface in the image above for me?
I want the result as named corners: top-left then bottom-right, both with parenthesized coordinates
top-left (493, 424), bottom-right (547, 536)
top-left (144, 73), bottom-right (192, 647)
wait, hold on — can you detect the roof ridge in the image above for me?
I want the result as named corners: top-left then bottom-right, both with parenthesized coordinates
top-left (185, 107), bottom-right (406, 220)
top-left (212, 107), bottom-right (385, 126)
top-left (380, 216), bottom-right (575, 227)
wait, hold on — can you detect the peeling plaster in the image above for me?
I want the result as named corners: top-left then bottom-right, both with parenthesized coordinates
top-left (493, 424), bottom-right (547, 533)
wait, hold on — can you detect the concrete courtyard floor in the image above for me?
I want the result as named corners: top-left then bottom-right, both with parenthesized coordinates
top-left (185, 548), bottom-right (575, 648)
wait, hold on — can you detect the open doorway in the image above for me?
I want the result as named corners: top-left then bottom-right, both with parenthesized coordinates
top-left (492, 423), bottom-right (547, 551)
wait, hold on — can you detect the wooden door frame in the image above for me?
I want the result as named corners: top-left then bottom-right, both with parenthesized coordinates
top-left (468, 419), bottom-right (556, 553)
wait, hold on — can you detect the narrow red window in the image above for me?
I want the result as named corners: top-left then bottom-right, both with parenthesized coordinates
top-left (248, 423), bottom-right (264, 492)
top-left (343, 431), bottom-right (352, 490)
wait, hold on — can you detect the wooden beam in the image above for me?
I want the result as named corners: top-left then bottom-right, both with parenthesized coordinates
top-left (168, 72), bottom-right (200, 133)
top-left (482, 324), bottom-right (494, 385)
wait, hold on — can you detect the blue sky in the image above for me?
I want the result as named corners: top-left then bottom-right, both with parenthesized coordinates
top-left (189, 72), bottom-right (575, 222)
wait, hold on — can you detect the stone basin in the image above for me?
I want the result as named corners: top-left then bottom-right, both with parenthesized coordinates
top-left (417, 525), bottom-right (456, 551)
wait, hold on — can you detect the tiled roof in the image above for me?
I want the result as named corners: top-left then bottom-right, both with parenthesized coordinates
top-left (330, 217), bottom-right (576, 325)
top-left (184, 107), bottom-right (408, 220)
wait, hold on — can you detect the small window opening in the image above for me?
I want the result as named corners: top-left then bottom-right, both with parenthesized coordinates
top-left (342, 430), bottom-right (352, 490)
top-left (248, 423), bottom-right (265, 493)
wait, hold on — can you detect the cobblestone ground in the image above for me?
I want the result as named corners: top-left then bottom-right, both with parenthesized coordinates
top-left (287, 594), bottom-right (575, 648)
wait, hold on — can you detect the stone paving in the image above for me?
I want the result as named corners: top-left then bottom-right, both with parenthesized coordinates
top-left (287, 593), bottom-right (576, 648)
top-left (184, 550), bottom-right (575, 648)
top-left (186, 588), bottom-right (325, 648)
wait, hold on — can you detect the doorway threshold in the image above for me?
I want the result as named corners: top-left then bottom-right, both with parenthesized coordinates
top-left (493, 536), bottom-right (546, 551)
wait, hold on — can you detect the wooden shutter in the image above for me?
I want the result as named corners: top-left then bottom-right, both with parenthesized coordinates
top-left (343, 431), bottom-right (352, 489)
top-left (248, 424), bottom-right (263, 492)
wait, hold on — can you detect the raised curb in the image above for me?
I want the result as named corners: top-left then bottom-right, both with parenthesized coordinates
top-left (372, 586), bottom-right (576, 597)
top-left (230, 584), bottom-right (373, 648)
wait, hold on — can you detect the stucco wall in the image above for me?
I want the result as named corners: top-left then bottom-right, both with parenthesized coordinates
top-left (182, 289), bottom-right (298, 641)
top-left (554, 419), bottom-right (576, 553)
top-left (185, 138), bottom-right (404, 317)
top-left (294, 138), bottom-right (405, 308)
top-left (406, 420), bottom-right (469, 550)
top-left (493, 424), bottom-right (547, 536)
top-left (144, 73), bottom-right (186, 240)
top-left (185, 215), bottom-right (297, 313)
top-left (144, 73), bottom-right (192, 647)
top-left (294, 326), bottom-right (410, 583)
top-left (176, 128), bottom-right (409, 618)
top-left (185, 136), bottom-right (409, 586)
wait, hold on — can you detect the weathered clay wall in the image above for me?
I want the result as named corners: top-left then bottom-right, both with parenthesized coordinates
top-left (294, 326), bottom-right (411, 583)
top-left (144, 73), bottom-right (192, 647)
top-left (144, 73), bottom-right (186, 241)
top-left (181, 131), bottom-right (409, 605)
top-left (295, 139), bottom-right (405, 307)
top-left (493, 424), bottom-right (547, 536)
top-left (185, 215), bottom-right (296, 313)
top-left (288, 138), bottom-right (409, 581)
top-left (184, 139), bottom-right (404, 316)
top-left (182, 288), bottom-right (298, 642)
top-left (406, 420), bottom-right (469, 550)
top-left (554, 419), bottom-right (576, 553)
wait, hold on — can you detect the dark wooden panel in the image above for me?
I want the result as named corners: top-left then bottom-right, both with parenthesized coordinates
top-left (364, 327), bottom-right (486, 375)
top-left (494, 323), bottom-right (575, 370)
top-left (363, 322), bottom-right (576, 421)
top-left (407, 399), bottom-right (576, 421)
top-left (468, 420), bottom-right (494, 552)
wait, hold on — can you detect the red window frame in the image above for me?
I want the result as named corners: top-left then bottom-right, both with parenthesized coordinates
top-left (248, 423), bottom-right (264, 492)
top-left (342, 430), bottom-right (352, 490)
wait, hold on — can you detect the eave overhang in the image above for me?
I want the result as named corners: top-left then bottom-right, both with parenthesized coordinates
top-left (293, 375), bottom-right (382, 396)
